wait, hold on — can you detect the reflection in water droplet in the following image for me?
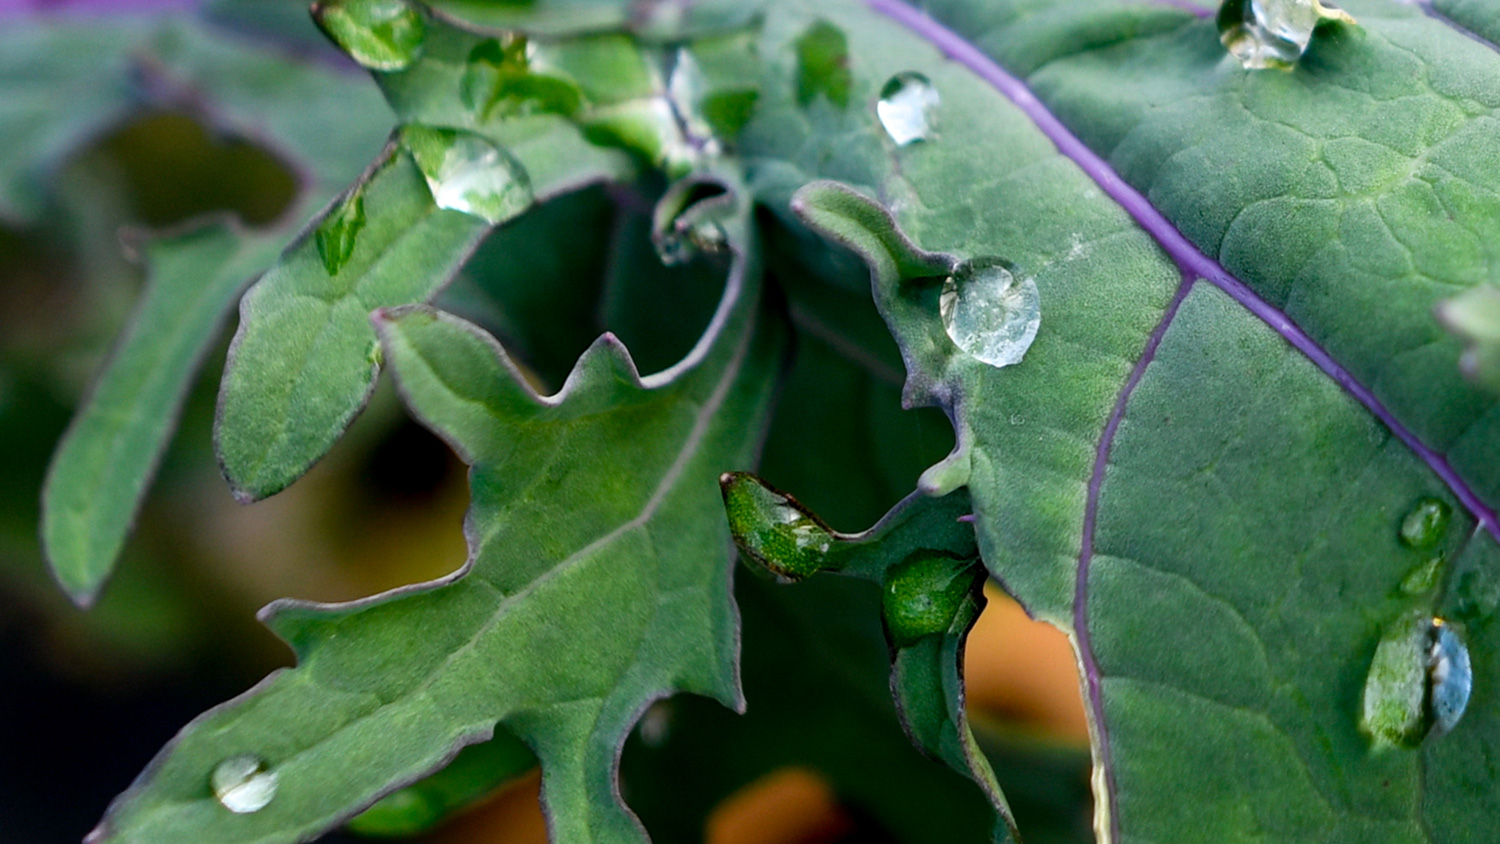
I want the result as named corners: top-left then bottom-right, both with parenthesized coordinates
top-left (400, 126), bottom-right (534, 224)
top-left (212, 755), bottom-right (278, 814)
top-left (1218, 0), bottom-right (1355, 70)
top-left (461, 38), bottom-right (582, 122)
top-left (1398, 496), bottom-right (1451, 550)
top-left (1429, 619), bottom-right (1472, 735)
top-left (877, 72), bottom-right (938, 146)
top-left (940, 259), bottom-right (1040, 369)
top-left (720, 472), bottom-right (834, 581)
top-left (314, 0), bottom-right (426, 71)
top-left (316, 188), bottom-right (366, 276)
top-left (882, 554), bottom-right (980, 648)
top-left (1361, 614), bottom-right (1472, 748)
top-left (795, 20), bottom-right (852, 109)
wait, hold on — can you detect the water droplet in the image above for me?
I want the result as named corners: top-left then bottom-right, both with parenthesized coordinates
top-left (877, 72), bottom-right (938, 146)
top-left (636, 700), bottom-right (673, 748)
top-left (582, 98), bottom-right (698, 177)
top-left (461, 38), bottom-right (582, 122)
top-left (1399, 558), bottom-right (1442, 596)
top-left (882, 554), bottom-right (981, 648)
top-left (940, 259), bottom-right (1041, 369)
top-left (1218, 0), bottom-right (1355, 70)
top-left (720, 472), bottom-right (835, 581)
top-left (313, 0), bottom-right (426, 71)
top-left (1398, 496), bottom-right (1451, 550)
top-left (1429, 619), bottom-right (1472, 735)
top-left (400, 126), bottom-right (534, 224)
top-left (212, 754), bottom-right (278, 814)
top-left (795, 20), bottom-right (851, 109)
top-left (316, 188), bottom-right (366, 277)
top-left (1361, 614), bottom-right (1472, 748)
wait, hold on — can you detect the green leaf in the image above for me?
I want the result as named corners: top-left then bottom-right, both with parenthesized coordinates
top-left (86, 215), bottom-right (785, 843)
top-left (767, 0), bottom-right (1500, 837)
top-left (345, 732), bottom-right (536, 836)
top-left (41, 223), bottom-right (277, 605)
top-left (721, 474), bottom-right (1015, 842)
top-left (214, 16), bottom-right (643, 500)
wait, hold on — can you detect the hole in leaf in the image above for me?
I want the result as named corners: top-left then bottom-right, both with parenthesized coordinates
top-left (87, 112), bottom-right (300, 227)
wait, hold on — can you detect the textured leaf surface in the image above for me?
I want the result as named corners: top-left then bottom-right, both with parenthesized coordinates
top-left (87, 216), bottom-right (783, 842)
top-left (41, 224), bottom-right (276, 605)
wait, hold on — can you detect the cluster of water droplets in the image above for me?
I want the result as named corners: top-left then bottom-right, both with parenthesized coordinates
top-left (212, 754), bottom-right (278, 814)
top-left (882, 554), bottom-right (982, 647)
top-left (721, 472), bottom-right (836, 581)
top-left (1360, 497), bottom-right (1474, 748)
top-left (939, 258), bottom-right (1041, 369)
top-left (1218, 0), bottom-right (1355, 70)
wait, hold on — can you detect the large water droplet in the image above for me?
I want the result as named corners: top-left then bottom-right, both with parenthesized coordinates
top-left (940, 258), bottom-right (1041, 369)
top-left (882, 554), bottom-right (981, 648)
top-left (1398, 496), bottom-right (1451, 550)
top-left (1218, 0), bottom-right (1355, 70)
top-left (316, 188), bottom-right (366, 277)
top-left (877, 72), bottom-right (938, 146)
top-left (400, 126), bottom-right (534, 224)
top-left (313, 0), bottom-right (426, 71)
top-left (212, 754), bottom-right (278, 814)
top-left (1361, 614), bottom-right (1472, 748)
top-left (720, 472), bottom-right (835, 581)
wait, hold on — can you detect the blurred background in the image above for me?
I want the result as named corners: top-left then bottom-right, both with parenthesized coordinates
top-left (0, 2), bottom-right (1094, 842)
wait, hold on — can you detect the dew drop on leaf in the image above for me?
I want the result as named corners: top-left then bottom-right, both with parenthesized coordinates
top-left (211, 754), bottom-right (278, 814)
top-left (1399, 557), bottom-right (1443, 596)
top-left (876, 72), bottom-right (938, 146)
top-left (881, 553), bottom-right (980, 648)
top-left (399, 125), bottom-right (534, 224)
top-left (720, 472), bottom-right (834, 581)
top-left (1217, 0), bottom-right (1355, 71)
top-left (1398, 496), bottom-right (1451, 550)
top-left (316, 188), bottom-right (366, 276)
top-left (313, 0), bottom-right (426, 72)
top-left (940, 258), bottom-right (1041, 369)
top-left (1360, 614), bottom-right (1472, 748)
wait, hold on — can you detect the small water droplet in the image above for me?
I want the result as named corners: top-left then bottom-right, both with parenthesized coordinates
top-left (877, 72), bottom-right (938, 146)
top-left (940, 259), bottom-right (1041, 369)
top-left (720, 472), bottom-right (834, 581)
top-left (400, 126), bottom-right (534, 224)
top-left (1399, 558), bottom-right (1442, 596)
top-left (882, 554), bottom-right (981, 647)
top-left (1218, 0), bottom-right (1355, 70)
top-left (212, 754), bottom-right (278, 814)
top-left (316, 188), bottom-right (366, 276)
top-left (461, 38), bottom-right (581, 121)
top-left (313, 0), bottom-right (426, 71)
top-left (1361, 614), bottom-right (1472, 748)
top-left (636, 700), bottom-right (673, 748)
top-left (1398, 496), bottom-right (1451, 550)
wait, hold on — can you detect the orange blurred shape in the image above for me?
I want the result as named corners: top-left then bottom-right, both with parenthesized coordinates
top-left (706, 767), bottom-right (853, 844)
top-left (424, 771), bottom-right (549, 844)
top-left (964, 583), bottom-right (1090, 743)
